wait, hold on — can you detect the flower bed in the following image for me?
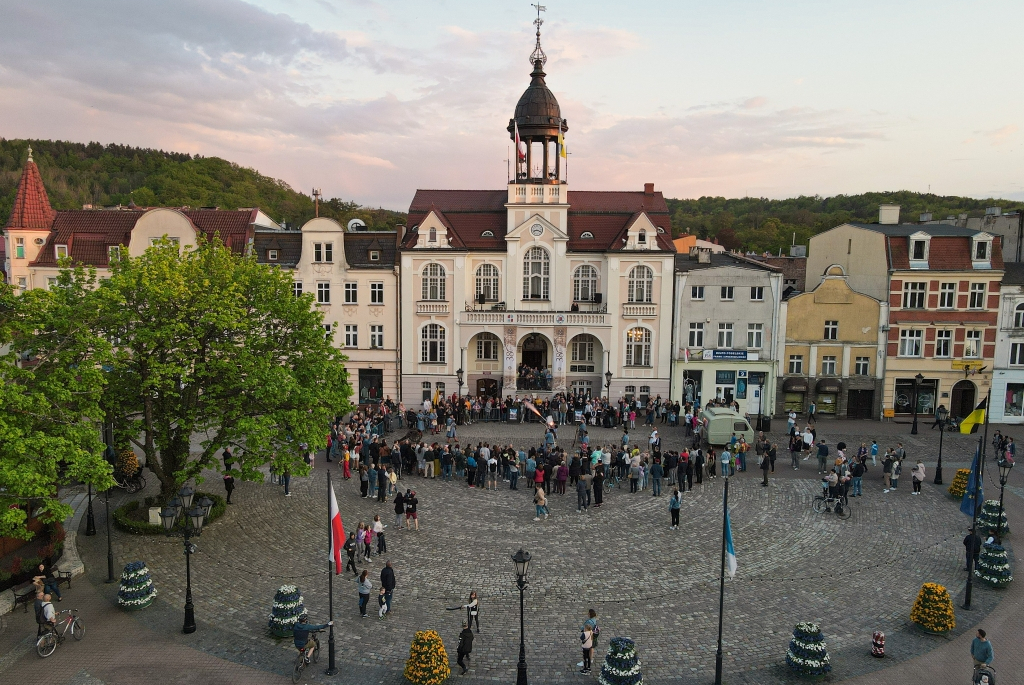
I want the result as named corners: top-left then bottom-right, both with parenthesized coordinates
top-left (114, 492), bottom-right (226, 535)
top-left (785, 622), bottom-right (831, 677)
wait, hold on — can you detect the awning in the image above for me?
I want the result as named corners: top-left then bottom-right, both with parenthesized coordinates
top-left (783, 378), bottom-right (808, 392)
top-left (816, 379), bottom-right (842, 393)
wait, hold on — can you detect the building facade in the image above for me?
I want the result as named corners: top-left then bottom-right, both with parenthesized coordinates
top-left (992, 263), bottom-right (1024, 423)
top-left (777, 265), bottom-right (885, 419)
top-left (397, 41), bottom-right (675, 406)
top-left (671, 250), bottom-right (783, 417)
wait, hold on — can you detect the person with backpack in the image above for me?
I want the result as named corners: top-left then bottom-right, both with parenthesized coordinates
top-left (579, 609), bottom-right (600, 671)
top-left (579, 622), bottom-right (594, 674)
top-left (35, 591), bottom-right (55, 637)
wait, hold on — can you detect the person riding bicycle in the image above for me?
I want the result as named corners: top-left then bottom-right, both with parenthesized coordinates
top-left (293, 613), bottom-right (332, 663)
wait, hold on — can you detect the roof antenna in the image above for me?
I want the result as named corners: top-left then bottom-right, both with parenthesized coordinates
top-left (530, 3), bottom-right (547, 65)
top-left (312, 188), bottom-right (322, 218)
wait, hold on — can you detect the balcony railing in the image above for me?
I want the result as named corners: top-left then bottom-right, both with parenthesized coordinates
top-left (461, 311), bottom-right (608, 325)
top-left (416, 301), bottom-right (450, 314)
top-left (622, 303), bottom-right (657, 317)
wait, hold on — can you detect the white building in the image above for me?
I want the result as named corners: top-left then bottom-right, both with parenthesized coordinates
top-left (992, 262), bottom-right (1024, 423)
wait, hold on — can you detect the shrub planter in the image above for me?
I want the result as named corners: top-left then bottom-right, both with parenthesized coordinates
top-left (114, 492), bottom-right (226, 535)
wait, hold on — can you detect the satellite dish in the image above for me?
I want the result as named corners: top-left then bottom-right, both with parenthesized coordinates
top-left (347, 219), bottom-right (366, 232)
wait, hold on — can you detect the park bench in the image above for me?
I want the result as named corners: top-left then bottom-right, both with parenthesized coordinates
top-left (10, 570), bottom-right (73, 612)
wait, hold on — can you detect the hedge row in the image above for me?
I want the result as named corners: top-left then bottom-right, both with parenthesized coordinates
top-left (113, 492), bottom-right (226, 535)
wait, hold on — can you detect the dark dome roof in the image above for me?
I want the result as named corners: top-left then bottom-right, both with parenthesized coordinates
top-left (508, 60), bottom-right (568, 140)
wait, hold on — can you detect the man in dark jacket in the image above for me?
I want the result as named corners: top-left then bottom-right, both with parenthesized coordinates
top-left (456, 620), bottom-right (474, 674)
top-left (380, 561), bottom-right (396, 615)
top-left (293, 613), bottom-right (332, 663)
top-left (964, 528), bottom-right (983, 571)
top-left (343, 532), bottom-right (358, 576)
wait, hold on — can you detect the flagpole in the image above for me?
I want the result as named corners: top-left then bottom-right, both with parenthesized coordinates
top-left (964, 390), bottom-right (991, 610)
top-left (326, 469), bottom-right (338, 675)
top-left (714, 475), bottom-right (729, 685)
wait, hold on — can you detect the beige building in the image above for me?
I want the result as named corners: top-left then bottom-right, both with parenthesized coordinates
top-left (778, 265), bottom-right (886, 419)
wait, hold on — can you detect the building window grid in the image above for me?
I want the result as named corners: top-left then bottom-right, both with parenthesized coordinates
top-left (573, 265), bottom-right (598, 302)
top-left (421, 323), bottom-right (446, 363)
top-left (721, 286), bottom-right (734, 301)
top-left (344, 282), bottom-right (358, 304)
top-left (292, 281), bottom-right (303, 298)
top-left (344, 324), bottom-right (358, 348)
top-left (964, 330), bottom-right (981, 358)
top-left (570, 336), bottom-right (595, 372)
top-left (1011, 343), bottom-right (1024, 366)
top-left (476, 264), bottom-right (500, 302)
top-left (821, 356), bottom-right (837, 376)
top-left (688, 322), bottom-right (704, 348)
top-left (627, 266), bottom-right (653, 303)
top-left (899, 329), bottom-right (923, 357)
top-left (15, 238), bottom-right (25, 259)
top-left (969, 283), bottom-right (986, 309)
top-left (313, 242), bottom-right (333, 263)
top-left (823, 320), bottom-right (838, 340)
top-left (370, 325), bottom-right (384, 348)
top-left (788, 355), bottom-right (803, 374)
top-left (370, 282), bottom-right (384, 304)
top-left (718, 323), bottom-right (733, 349)
top-left (316, 281), bottom-right (330, 304)
top-left (935, 330), bottom-right (952, 358)
top-left (691, 286), bottom-right (704, 300)
top-left (939, 283), bottom-right (956, 309)
top-left (421, 263), bottom-right (446, 301)
top-left (522, 247), bottom-right (550, 299)
top-left (902, 282), bottom-right (926, 309)
top-left (323, 324), bottom-right (333, 341)
top-left (625, 327), bottom-right (652, 367)
top-left (476, 333), bottom-right (500, 360)
top-left (855, 357), bottom-right (870, 375)
top-left (747, 323), bottom-right (763, 349)
top-left (750, 286), bottom-right (764, 301)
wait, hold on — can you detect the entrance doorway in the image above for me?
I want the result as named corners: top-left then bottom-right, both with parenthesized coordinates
top-left (951, 380), bottom-right (977, 419)
top-left (521, 333), bottom-right (548, 370)
top-left (358, 369), bottom-right (383, 404)
top-left (715, 386), bottom-right (735, 404)
top-left (476, 378), bottom-right (498, 398)
top-left (847, 389), bottom-right (874, 419)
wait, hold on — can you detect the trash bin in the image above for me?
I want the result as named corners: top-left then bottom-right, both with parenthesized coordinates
top-left (756, 416), bottom-right (771, 432)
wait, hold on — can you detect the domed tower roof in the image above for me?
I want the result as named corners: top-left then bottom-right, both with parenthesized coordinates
top-left (508, 8), bottom-right (567, 141)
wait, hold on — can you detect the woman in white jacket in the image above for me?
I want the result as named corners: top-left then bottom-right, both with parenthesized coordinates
top-left (911, 460), bottom-right (926, 495)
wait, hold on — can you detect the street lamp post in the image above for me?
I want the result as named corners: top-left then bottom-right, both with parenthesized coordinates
top-left (934, 405), bottom-right (948, 485)
top-left (456, 367), bottom-right (464, 424)
top-left (104, 487), bottom-right (115, 583)
top-left (85, 482), bottom-right (97, 536)
top-left (996, 458), bottom-right (1014, 543)
top-left (910, 373), bottom-right (924, 435)
top-left (511, 548), bottom-right (532, 685)
top-left (159, 486), bottom-right (213, 634)
top-left (605, 370), bottom-right (613, 425)
top-left (756, 373), bottom-right (766, 432)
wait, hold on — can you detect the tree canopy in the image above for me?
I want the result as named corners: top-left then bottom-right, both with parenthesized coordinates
top-left (95, 238), bottom-right (353, 498)
top-left (0, 271), bottom-right (113, 539)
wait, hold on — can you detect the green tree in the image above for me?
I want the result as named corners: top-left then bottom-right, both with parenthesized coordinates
top-left (95, 238), bottom-right (353, 499)
top-left (0, 270), bottom-right (113, 539)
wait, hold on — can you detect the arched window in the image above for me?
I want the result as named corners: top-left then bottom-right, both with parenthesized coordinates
top-left (476, 332), bottom-right (501, 360)
top-left (421, 263), bottom-right (446, 300)
top-left (421, 323), bottom-right (446, 363)
top-left (573, 265), bottom-right (598, 302)
top-left (625, 327), bottom-right (651, 367)
top-left (475, 264), bottom-right (500, 302)
top-left (522, 247), bottom-right (550, 299)
top-left (1015, 303), bottom-right (1024, 328)
top-left (428, 227), bottom-right (437, 243)
top-left (570, 334), bottom-right (596, 372)
top-left (627, 265), bottom-right (653, 303)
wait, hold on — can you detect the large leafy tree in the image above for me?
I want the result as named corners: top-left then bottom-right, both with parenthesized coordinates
top-left (0, 270), bottom-right (113, 539)
top-left (96, 238), bottom-right (352, 499)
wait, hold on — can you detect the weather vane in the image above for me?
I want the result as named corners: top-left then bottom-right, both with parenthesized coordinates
top-left (530, 3), bottom-right (547, 65)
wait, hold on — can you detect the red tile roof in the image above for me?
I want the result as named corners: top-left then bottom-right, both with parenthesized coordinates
top-left (403, 188), bottom-right (674, 252)
top-left (30, 208), bottom-right (258, 267)
top-left (6, 159), bottom-right (56, 230)
top-left (887, 235), bottom-right (1004, 270)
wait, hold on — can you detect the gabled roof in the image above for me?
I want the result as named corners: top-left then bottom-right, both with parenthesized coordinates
top-left (403, 188), bottom-right (674, 252)
top-left (887, 234), bottom-right (1004, 271)
top-left (674, 251), bottom-right (783, 273)
top-left (254, 228), bottom-right (302, 268)
top-left (6, 152), bottom-right (56, 230)
top-left (344, 232), bottom-right (398, 269)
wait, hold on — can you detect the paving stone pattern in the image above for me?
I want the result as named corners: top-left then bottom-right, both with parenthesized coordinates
top-left (61, 418), bottom-right (1012, 684)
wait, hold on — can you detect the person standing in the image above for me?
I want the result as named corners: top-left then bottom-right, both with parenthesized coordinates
top-left (344, 532), bottom-right (358, 576)
top-left (357, 570), bottom-right (372, 618)
top-left (882, 450), bottom-right (894, 493)
top-left (533, 485), bottom-right (548, 521)
top-left (456, 620), bottom-right (475, 675)
top-left (760, 447), bottom-right (770, 486)
top-left (463, 591), bottom-right (480, 632)
top-left (373, 515), bottom-right (387, 555)
top-left (405, 490), bottom-right (419, 531)
top-left (808, 401), bottom-right (816, 423)
top-left (580, 623), bottom-right (594, 674)
top-left (593, 465), bottom-right (604, 508)
top-left (891, 455), bottom-right (902, 491)
top-left (814, 440), bottom-right (828, 474)
top-left (964, 528), bottom-right (983, 571)
top-left (971, 629), bottom-right (994, 670)
top-left (768, 442), bottom-right (777, 474)
top-left (650, 458), bottom-right (663, 496)
top-left (380, 560), bottom-right (396, 616)
top-left (582, 609), bottom-right (600, 670)
top-left (912, 459), bottom-right (926, 495)
top-left (669, 489), bottom-right (681, 529)
top-left (576, 474), bottom-right (589, 513)
top-left (219, 471), bottom-right (234, 505)
top-left (393, 491), bottom-right (405, 528)
top-left (850, 458), bottom-right (864, 497)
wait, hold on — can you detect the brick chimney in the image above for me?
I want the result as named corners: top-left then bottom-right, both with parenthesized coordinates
top-left (644, 183), bottom-right (654, 195)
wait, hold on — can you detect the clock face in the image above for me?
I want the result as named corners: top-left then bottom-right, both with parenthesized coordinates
top-left (530, 223), bottom-right (543, 236)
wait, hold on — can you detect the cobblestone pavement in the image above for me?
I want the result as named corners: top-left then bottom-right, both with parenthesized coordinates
top-left (5, 418), bottom-right (992, 684)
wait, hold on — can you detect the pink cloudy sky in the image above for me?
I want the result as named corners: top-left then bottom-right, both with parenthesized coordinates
top-left (3, 0), bottom-right (1023, 210)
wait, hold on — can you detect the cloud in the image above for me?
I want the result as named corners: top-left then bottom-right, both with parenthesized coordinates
top-left (981, 124), bottom-right (1018, 142)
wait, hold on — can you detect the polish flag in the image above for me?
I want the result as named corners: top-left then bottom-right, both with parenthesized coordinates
top-left (515, 122), bottom-right (526, 162)
top-left (328, 482), bottom-right (345, 573)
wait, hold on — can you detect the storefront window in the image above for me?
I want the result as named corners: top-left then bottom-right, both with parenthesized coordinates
top-left (784, 392), bottom-right (804, 412)
top-left (894, 378), bottom-right (938, 415)
top-left (1006, 384), bottom-right (1024, 417)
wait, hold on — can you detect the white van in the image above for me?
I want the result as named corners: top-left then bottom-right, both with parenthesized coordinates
top-left (698, 408), bottom-right (755, 447)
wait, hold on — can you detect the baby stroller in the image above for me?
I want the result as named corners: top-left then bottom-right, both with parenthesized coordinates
top-left (973, 665), bottom-right (996, 684)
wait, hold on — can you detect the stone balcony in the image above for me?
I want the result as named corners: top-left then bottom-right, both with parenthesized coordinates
top-left (416, 301), bottom-right (450, 315)
top-left (622, 303), bottom-right (658, 318)
top-left (461, 311), bottom-right (608, 326)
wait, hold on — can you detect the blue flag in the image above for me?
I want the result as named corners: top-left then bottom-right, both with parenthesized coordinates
top-left (960, 447), bottom-right (983, 517)
top-left (724, 508), bottom-right (737, 578)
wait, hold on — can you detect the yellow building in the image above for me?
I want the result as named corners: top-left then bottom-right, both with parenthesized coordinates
top-left (778, 265), bottom-right (886, 419)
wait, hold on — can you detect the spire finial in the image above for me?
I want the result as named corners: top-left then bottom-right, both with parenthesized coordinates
top-left (530, 3), bottom-right (547, 66)
top-left (27, 145), bottom-right (33, 163)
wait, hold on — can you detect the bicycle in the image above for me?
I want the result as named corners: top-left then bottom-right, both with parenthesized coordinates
top-left (113, 469), bottom-right (146, 493)
top-left (36, 608), bottom-right (85, 657)
top-left (812, 486), bottom-right (851, 520)
top-left (604, 471), bottom-right (620, 491)
top-left (291, 629), bottom-right (322, 683)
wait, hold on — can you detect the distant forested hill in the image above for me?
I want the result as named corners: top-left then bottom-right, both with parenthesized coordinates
top-left (0, 138), bottom-right (406, 230)
top-left (667, 192), bottom-right (1022, 254)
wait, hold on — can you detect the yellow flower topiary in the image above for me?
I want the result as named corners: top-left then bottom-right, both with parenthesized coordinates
top-left (910, 582), bottom-right (956, 633)
top-left (947, 468), bottom-right (971, 498)
top-left (404, 630), bottom-right (451, 685)
top-left (117, 449), bottom-right (139, 477)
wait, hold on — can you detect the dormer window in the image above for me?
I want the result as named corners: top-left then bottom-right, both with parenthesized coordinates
top-left (55, 244), bottom-right (68, 259)
top-left (267, 249), bottom-right (279, 261)
top-left (638, 230), bottom-right (647, 244)
top-left (908, 232), bottom-right (930, 269)
top-left (972, 233), bottom-right (993, 269)
top-left (369, 250), bottom-right (381, 261)
top-left (428, 227), bottom-right (437, 243)
top-left (481, 230), bottom-right (494, 237)
top-left (580, 232), bottom-right (594, 239)
top-left (108, 245), bottom-right (121, 261)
